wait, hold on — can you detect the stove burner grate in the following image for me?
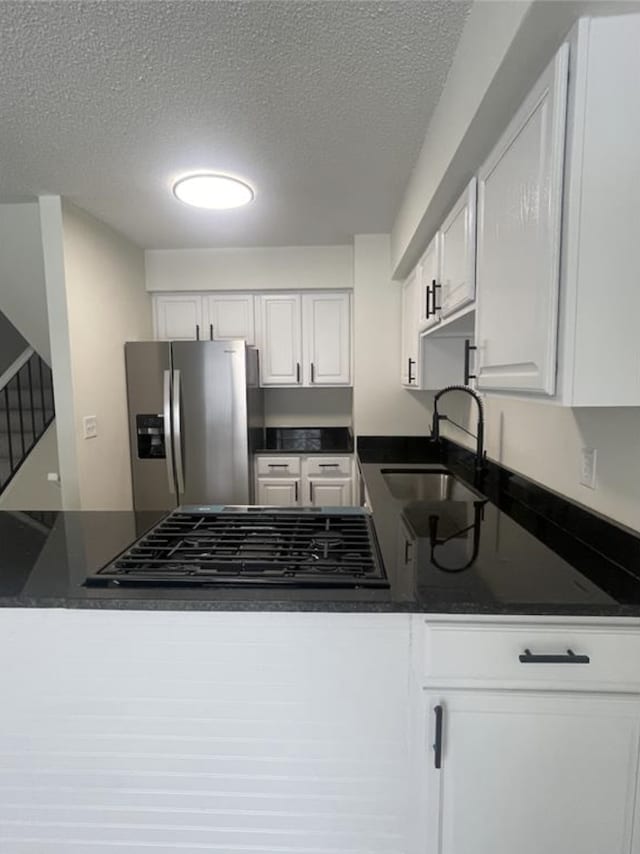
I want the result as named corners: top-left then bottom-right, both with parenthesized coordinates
top-left (86, 509), bottom-right (388, 589)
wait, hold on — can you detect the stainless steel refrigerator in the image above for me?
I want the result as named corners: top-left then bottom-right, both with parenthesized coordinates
top-left (125, 341), bottom-right (264, 510)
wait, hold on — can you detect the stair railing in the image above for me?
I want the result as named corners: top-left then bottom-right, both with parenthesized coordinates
top-left (0, 347), bottom-right (55, 494)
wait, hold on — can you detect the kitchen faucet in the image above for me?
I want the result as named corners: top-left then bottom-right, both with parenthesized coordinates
top-left (430, 384), bottom-right (487, 487)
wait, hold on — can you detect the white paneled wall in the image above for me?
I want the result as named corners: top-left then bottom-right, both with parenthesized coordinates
top-left (0, 609), bottom-right (411, 854)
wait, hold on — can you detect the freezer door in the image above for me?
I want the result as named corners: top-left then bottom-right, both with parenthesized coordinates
top-left (171, 341), bottom-right (250, 504)
top-left (125, 342), bottom-right (177, 510)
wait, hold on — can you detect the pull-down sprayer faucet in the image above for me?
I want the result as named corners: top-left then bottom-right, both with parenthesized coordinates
top-left (431, 385), bottom-right (487, 487)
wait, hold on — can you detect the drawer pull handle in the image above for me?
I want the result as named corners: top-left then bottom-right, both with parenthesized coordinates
top-left (319, 463), bottom-right (340, 469)
top-left (518, 649), bottom-right (590, 664)
top-left (433, 705), bottom-right (444, 770)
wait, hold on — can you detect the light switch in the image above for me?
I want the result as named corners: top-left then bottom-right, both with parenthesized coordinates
top-left (83, 415), bottom-right (98, 440)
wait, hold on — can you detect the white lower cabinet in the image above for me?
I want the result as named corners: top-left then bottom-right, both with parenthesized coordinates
top-left (255, 454), bottom-right (355, 506)
top-left (307, 476), bottom-right (352, 506)
top-left (421, 690), bottom-right (640, 854)
top-left (256, 476), bottom-right (300, 506)
top-left (413, 618), bottom-right (640, 854)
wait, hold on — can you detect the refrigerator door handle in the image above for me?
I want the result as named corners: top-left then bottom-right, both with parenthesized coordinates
top-left (172, 369), bottom-right (186, 496)
top-left (163, 370), bottom-right (176, 494)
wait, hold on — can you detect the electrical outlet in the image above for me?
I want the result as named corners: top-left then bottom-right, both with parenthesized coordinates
top-left (580, 447), bottom-right (597, 489)
top-left (83, 415), bottom-right (98, 440)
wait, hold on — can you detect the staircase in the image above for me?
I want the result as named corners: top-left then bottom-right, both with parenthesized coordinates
top-left (0, 348), bottom-right (55, 494)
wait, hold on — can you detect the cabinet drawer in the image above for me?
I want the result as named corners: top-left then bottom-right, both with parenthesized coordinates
top-left (422, 623), bottom-right (640, 692)
top-left (256, 456), bottom-right (301, 476)
top-left (305, 456), bottom-right (352, 476)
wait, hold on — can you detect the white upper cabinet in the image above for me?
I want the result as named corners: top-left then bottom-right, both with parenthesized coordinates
top-left (257, 292), bottom-right (351, 387)
top-left (154, 294), bottom-right (203, 340)
top-left (557, 15), bottom-right (640, 406)
top-left (440, 179), bottom-right (477, 319)
top-left (154, 294), bottom-right (255, 343)
top-left (204, 294), bottom-right (255, 344)
top-left (475, 45), bottom-right (569, 395)
top-left (257, 294), bottom-right (303, 386)
top-left (401, 270), bottom-right (420, 387)
top-left (303, 292), bottom-right (351, 386)
top-left (418, 234), bottom-right (441, 331)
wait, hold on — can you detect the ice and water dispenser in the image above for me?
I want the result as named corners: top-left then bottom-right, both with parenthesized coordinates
top-left (135, 414), bottom-right (166, 459)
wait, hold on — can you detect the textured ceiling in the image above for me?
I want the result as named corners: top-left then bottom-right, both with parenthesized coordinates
top-left (0, 1), bottom-right (471, 248)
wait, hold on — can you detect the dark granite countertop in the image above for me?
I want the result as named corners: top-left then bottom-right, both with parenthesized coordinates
top-left (255, 426), bottom-right (353, 455)
top-left (1, 436), bottom-right (639, 616)
top-left (0, 508), bottom-right (392, 611)
top-left (359, 461), bottom-right (640, 617)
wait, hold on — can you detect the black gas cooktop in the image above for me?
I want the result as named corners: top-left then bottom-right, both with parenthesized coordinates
top-left (86, 507), bottom-right (388, 589)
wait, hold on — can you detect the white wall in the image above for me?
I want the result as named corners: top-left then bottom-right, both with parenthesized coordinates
top-left (41, 197), bottom-right (152, 510)
top-left (264, 388), bottom-right (353, 428)
top-left (0, 202), bottom-right (51, 361)
top-left (0, 423), bottom-right (62, 511)
top-left (353, 235), bottom-right (430, 436)
top-left (145, 245), bottom-right (353, 292)
top-left (431, 391), bottom-right (640, 534)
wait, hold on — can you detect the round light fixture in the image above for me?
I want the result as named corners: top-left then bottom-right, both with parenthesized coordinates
top-left (172, 173), bottom-right (254, 209)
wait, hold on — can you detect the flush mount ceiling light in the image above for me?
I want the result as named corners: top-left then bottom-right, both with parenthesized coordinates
top-left (172, 173), bottom-right (254, 209)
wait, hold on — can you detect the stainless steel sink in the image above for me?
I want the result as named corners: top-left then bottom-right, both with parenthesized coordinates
top-left (381, 468), bottom-right (479, 503)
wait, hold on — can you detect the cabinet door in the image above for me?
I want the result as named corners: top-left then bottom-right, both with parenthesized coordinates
top-left (475, 45), bottom-right (569, 395)
top-left (394, 517), bottom-right (416, 599)
top-left (256, 477), bottom-right (300, 506)
top-left (154, 294), bottom-right (203, 340)
top-left (307, 477), bottom-right (353, 507)
top-left (204, 294), bottom-right (255, 344)
top-left (257, 294), bottom-right (303, 386)
top-left (418, 235), bottom-right (441, 331)
top-left (303, 293), bottom-right (351, 385)
top-left (422, 691), bottom-right (640, 854)
top-left (401, 271), bottom-right (420, 387)
top-left (440, 179), bottom-right (477, 319)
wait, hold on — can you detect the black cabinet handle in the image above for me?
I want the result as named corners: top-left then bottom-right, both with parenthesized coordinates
top-left (294, 480), bottom-right (299, 502)
top-left (407, 358), bottom-right (415, 384)
top-left (310, 362), bottom-right (315, 383)
top-left (431, 280), bottom-right (442, 314)
top-left (425, 283), bottom-right (432, 319)
top-left (209, 324), bottom-right (214, 340)
top-left (464, 338), bottom-right (477, 385)
top-left (268, 463), bottom-right (289, 469)
top-left (519, 649), bottom-right (590, 664)
top-left (195, 324), bottom-right (200, 341)
top-left (296, 362), bottom-right (301, 383)
top-left (404, 539), bottom-right (412, 564)
top-left (433, 705), bottom-right (443, 769)
top-left (319, 463), bottom-right (339, 469)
